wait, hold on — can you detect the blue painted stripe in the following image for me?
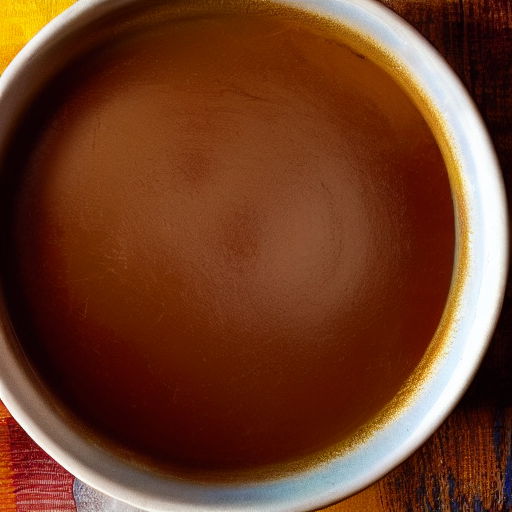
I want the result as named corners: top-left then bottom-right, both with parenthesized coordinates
top-left (504, 450), bottom-right (512, 508)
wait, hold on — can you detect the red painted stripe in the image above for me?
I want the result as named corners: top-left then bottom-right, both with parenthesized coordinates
top-left (0, 403), bottom-right (16, 512)
top-left (7, 417), bottom-right (76, 512)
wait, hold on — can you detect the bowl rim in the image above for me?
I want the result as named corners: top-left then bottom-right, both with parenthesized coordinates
top-left (0, 0), bottom-right (508, 510)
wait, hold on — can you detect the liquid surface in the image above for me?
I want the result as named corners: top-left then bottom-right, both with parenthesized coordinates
top-left (2, 12), bottom-right (455, 472)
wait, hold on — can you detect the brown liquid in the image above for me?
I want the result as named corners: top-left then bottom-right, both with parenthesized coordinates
top-left (1, 10), bottom-right (455, 473)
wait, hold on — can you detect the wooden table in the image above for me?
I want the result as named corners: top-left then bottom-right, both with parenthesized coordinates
top-left (0, 1), bottom-right (510, 510)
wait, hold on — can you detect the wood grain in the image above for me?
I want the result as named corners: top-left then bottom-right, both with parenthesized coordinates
top-left (0, 1), bottom-right (510, 511)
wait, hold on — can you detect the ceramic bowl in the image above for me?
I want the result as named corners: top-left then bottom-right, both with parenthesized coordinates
top-left (0, 0), bottom-right (507, 510)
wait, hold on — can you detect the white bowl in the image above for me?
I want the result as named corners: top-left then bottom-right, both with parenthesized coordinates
top-left (0, 0), bottom-right (507, 510)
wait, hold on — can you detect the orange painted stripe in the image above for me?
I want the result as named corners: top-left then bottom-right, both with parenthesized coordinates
top-left (0, 403), bottom-right (16, 512)
top-left (321, 484), bottom-right (384, 511)
top-left (0, 401), bottom-right (12, 420)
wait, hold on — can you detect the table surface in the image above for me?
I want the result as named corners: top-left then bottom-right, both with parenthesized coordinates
top-left (0, 1), bottom-right (510, 511)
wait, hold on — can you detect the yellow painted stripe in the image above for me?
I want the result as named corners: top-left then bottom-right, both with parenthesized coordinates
top-left (0, 0), bottom-right (76, 73)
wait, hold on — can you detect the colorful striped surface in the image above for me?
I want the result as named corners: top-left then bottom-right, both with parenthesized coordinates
top-left (1, 402), bottom-right (73, 512)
